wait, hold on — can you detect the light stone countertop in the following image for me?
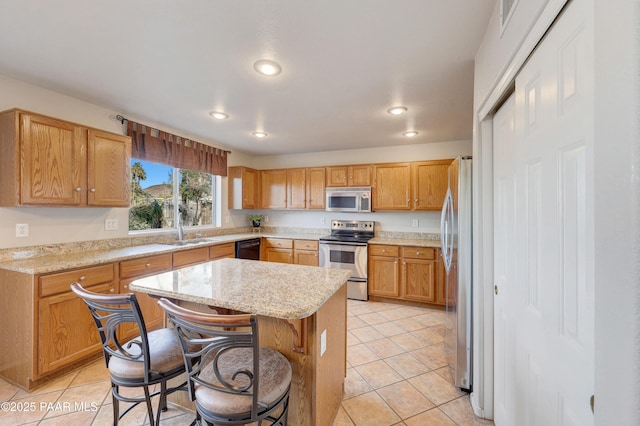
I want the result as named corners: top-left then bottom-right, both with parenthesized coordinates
top-left (0, 232), bottom-right (324, 275)
top-left (128, 258), bottom-right (352, 320)
top-left (368, 237), bottom-right (442, 248)
top-left (0, 229), bottom-right (440, 275)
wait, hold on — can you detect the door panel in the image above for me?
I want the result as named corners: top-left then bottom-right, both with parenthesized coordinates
top-left (493, 1), bottom-right (594, 424)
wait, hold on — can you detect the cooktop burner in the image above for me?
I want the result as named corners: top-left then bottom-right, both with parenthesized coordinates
top-left (319, 220), bottom-right (375, 243)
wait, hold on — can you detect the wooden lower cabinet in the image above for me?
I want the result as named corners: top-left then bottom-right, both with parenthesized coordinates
top-left (264, 238), bottom-right (319, 266)
top-left (369, 244), bottom-right (444, 306)
top-left (369, 245), bottom-right (400, 297)
top-left (173, 247), bottom-right (209, 269)
top-left (293, 240), bottom-right (319, 266)
top-left (37, 265), bottom-right (117, 376)
top-left (119, 254), bottom-right (172, 341)
top-left (209, 242), bottom-right (235, 260)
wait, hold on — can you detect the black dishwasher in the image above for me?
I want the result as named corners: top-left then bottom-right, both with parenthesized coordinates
top-left (235, 238), bottom-right (261, 260)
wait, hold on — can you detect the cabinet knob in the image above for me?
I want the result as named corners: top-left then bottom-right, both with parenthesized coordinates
top-left (90, 188), bottom-right (96, 193)
top-left (123, 285), bottom-right (128, 289)
top-left (79, 276), bottom-right (86, 281)
top-left (416, 252), bottom-right (421, 255)
top-left (75, 187), bottom-right (82, 192)
top-left (145, 263), bottom-right (151, 267)
top-left (415, 198), bottom-right (418, 202)
top-left (110, 288), bottom-right (115, 293)
top-left (382, 249), bottom-right (386, 253)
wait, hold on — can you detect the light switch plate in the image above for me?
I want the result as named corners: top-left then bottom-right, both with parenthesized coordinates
top-left (105, 219), bottom-right (118, 231)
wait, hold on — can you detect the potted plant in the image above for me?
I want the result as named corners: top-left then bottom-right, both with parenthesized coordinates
top-left (249, 214), bottom-right (264, 229)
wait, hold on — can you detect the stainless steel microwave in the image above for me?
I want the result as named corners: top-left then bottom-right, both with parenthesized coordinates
top-left (325, 187), bottom-right (372, 213)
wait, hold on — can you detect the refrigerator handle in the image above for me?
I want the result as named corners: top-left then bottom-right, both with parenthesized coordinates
top-left (440, 189), bottom-right (453, 272)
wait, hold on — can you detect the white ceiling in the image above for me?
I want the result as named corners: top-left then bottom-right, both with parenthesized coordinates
top-left (0, 1), bottom-right (495, 156)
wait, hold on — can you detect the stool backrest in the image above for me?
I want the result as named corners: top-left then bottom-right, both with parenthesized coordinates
top-left (158, 298), bottom-right (261, 420)
top-left (70, 282), bottom-right (152, 382)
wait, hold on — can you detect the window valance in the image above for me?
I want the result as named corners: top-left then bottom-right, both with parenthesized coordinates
top-left (121, 117), bottom-right (228, 177)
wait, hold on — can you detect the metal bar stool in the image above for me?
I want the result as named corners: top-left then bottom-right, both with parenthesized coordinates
top-left (70, 283), bottom-right (187, 426)
top-left (158, 298), bottom-right (292, 426)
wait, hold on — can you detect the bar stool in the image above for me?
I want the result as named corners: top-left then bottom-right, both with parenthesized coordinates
top-left (70, 283), bottom-right (186, 426)
top-left (158, 298), bottom-right (292, 426)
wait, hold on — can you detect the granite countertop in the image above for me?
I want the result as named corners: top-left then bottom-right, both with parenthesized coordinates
top-left (0, 230), bottom-right (439, 275)
top-left (0, 232), bottom-right (324, 274)
top-left (368, 237), bottom-right (442, 248)
top-left (128, 258), bottom-right (352, 320)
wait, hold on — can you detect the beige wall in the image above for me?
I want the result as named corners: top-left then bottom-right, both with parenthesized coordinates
top-left (0, 74), bottom-right (469, 249)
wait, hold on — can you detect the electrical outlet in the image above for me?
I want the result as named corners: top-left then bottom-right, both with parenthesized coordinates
top-left (412, 219), bottom-right (419, 227)
top-left (104, 219), bottom-right (118, 231)
top-left (16, 223), bottom-right (29, 238)
top-left (320, 329), bottom-right (327, 356)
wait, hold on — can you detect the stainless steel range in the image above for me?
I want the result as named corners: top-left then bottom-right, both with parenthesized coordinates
top-left (319, 220), bottom-right (375, 301)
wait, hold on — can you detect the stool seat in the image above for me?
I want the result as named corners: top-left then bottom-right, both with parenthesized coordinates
top-left (196, 347), bottom-right (292, 417)
top-left (109, 328), bottom-right (185, 382)
top-left (158, 297), bottom-right (292, 425)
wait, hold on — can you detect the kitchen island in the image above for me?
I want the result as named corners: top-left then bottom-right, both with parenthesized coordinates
top-left (128, 258), bottom-right (351, 426)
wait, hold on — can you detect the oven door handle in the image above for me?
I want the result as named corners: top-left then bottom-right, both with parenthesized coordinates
top-left (319, 240), bottom-right (369, 247)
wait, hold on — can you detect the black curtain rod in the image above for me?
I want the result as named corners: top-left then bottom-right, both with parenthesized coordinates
top-left (116, 115), bottom-right (231, 154)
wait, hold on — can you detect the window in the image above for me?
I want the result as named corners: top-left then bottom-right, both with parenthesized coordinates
top-left (129, 159), bottom-right (218, 231)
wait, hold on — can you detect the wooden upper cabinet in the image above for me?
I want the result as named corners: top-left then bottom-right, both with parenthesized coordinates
top-left (412, 160), bottom-right (452, 210)
top-left (326, 165), bottom-right (371, 187)
top-left (261, 169), bottom-right (287, 209)
top-left (228, 166), bottom-right (259, 209)
top-left (0, 109), bottom-right (131, 207)
top-left (21, 113), bottom-right (86, 205)
top-left (306, 167), bottom-right (325, 209)
top-left (372, 163), bottom-right (411, 210)
top-left (287, 168), bottom-right (307, 209)
top-left (87, 129), bottom-right (131, 206)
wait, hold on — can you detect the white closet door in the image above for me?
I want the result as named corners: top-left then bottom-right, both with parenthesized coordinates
top-left (493, 0), bottom-right (594, 424)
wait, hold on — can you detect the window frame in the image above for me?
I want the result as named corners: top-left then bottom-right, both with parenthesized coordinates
top-left (129, 159), bottom-right (220, 233)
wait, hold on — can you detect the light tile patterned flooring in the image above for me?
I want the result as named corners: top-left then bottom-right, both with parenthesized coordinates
top-left (0, 300), bottom-right (493, 425)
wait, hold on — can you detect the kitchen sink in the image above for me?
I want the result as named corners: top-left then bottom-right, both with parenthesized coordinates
top-left (163, 237), bottom-right (222, 246)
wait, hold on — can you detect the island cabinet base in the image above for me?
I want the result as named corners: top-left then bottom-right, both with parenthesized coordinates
top-left (170, 284), bottom-right (348, 426)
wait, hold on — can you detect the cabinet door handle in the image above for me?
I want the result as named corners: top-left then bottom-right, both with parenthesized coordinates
top-left (110, 288), bottom-right (115, 293)
top-left (90, 188), bottom-right (96, 193)
top-left (75, 187), bottom-right (82, 192)
top-left (494, 285), bottom-right (499, 295)
top-left (79, 276), bottom-right (86, 281)
top-left (123, 284), bottom-right (128, 289)
top-left (145, 263), bottom-right (151, 267)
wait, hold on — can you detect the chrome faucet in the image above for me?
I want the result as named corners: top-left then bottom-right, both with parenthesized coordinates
top-left (178, 223), bottom-right (185, 241)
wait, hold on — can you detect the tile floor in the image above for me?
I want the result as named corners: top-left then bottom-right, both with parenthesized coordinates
top-left (0, 300), bottom-right (493, 425)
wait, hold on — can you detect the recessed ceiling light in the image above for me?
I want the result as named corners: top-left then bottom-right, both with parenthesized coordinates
top-left (209, 111), bottom-right (229, 120)
top-left (253, 131), bottom-right (268, 138)
top-left (387, 106), bottom-right (407, 115)
top-left (402, 131), bottom-right (419, 137)
top-left (253, 59), bottom-right (282, 76)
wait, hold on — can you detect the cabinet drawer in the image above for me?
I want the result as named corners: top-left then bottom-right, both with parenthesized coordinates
top-left (209, 242), bottom-right (235, 260)
top-left (39, 264), bottom-right (115, 297)
top-left (294, 240), bottom-right (318, 250)
top-left (401, 247), bottom-right (435, 260)
top-left (173, 247), bottom-right (209, 268)
top-left (120, 254), bottom-right (172, 279)
top-left (265, 238), bottom-right (293, 249)
top-left (369, 245), bottom-right (399, 257)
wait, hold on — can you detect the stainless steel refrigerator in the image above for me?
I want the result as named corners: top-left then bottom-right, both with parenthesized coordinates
top-left (440, 156), bottom-right (472, 391)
